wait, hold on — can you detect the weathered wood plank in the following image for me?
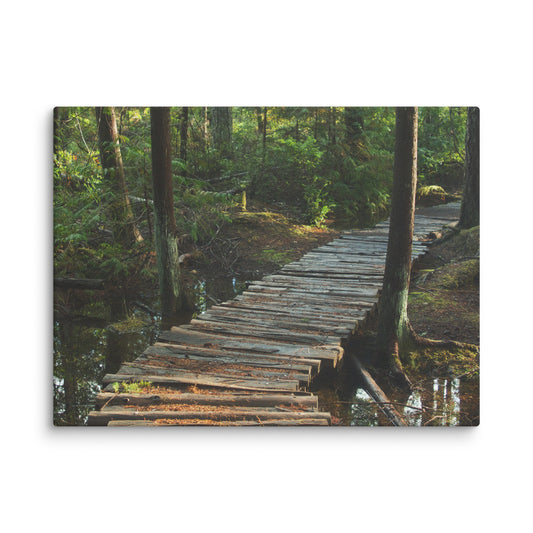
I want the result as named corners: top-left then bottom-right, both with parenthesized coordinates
top-left (188, 319), bottom-right (344, 347)
top-left (263, 273), bottom-right (383, 285)
top-left (105, 418), bottom-right (331, 426)
top-left (235, 291), bottom-right (377, 308)
top-left (247, 280), bottom-right (381, 293)
top-left (211, 302), bottom-right (366, 323)
top-left (95, 391), bottom-right (319, 409)
top-left (120, 357), bottom-right (309, 381)
top-left (162, 327), bottom-right (343, 361)
top-left (196, 309), bottom-right (354, 336)
top-left (102, 370), bottom-right (301, 392)
top-left (205, 304), bottom-right (359, 322)
top-left (88, 406), bottom-right (332, 425)
top-left (296, 254), bottom-right (388, 265)
top-left (281, 265), bottom-right (384, 275)
top-left (145, 343), bottom-right (319, 374)
top-left (244, 285), bottom-right (379, 298)
top-left (254, 278), bottom-right (383, 291)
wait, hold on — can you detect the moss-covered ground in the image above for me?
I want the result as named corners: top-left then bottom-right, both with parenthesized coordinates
top-left (180, 199), bottom-right (339, 279)
top-left (406, 225), bottom-right (480, 381)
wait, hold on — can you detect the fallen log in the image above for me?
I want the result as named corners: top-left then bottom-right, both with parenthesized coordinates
top-left (350, 356), bottom-right (407, 427)
top-left (54, 278), bottom-right (105, 290)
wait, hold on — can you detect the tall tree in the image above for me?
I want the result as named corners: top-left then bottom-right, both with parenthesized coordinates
top-left (375, 107), bottom-right (474, 388)
top-left (211, 107), bottom-right (233, 158)
top-left (344, 107), bottom-right (366, 158)
top-left (150, 107), bottom-right (186, 319)
top-left (328, 106), bottom-right (337, 146)
top-left (95, 107), bottom-right (143, 245)
top-left (53, 107), bottom-right (65, 156)
top-left (262, 107), bottom-right (268, 163)
top-left (459, 107), bottom-right (480, 228)
top-left (203, 106), bottom-right (209, 152)
top-left (179, 106), bottom-right (189, 162)
top-left (375, 107), bottom-right (419, 386)
top-left (256, 107), bottom-right (264, 136)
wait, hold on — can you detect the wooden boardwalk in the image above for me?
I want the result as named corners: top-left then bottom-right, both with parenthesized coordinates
top-left (88, 203), bottom-right (460, 426)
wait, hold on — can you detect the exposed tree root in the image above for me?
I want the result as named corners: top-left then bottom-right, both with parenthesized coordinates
top-left (406, 320), bottom-right (479, 353)
top-left (388, 363), bottom-right (413, 391)
top-left (370, 320), bottom-right (479, 394)
top-left (380, 337), bottom-right (413, 391)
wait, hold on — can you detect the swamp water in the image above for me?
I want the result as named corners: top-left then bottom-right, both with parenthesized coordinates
top-left (53, 276), bottom-right (478, 427)
top-left (313, 373), bottom-right (479, 426)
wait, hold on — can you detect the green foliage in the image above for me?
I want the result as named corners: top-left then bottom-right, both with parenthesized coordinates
top-left (174, 178), bottom-right (235, 244)
top-left (303, 175), bottom-right (335, 226)
top-left (329, 149), bottom-right (392, 225)
top-left (53, 106), bottom-right (468, 287)
top-left (54, 107), bottom-right (153, 284)
top-left (418, 107), bottom-right (466, 183)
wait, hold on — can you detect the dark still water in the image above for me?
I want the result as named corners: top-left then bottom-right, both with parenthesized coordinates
top-left (53, 277), bottom-right (249, 425)
top-left (313, 374), bottom-right (479, 426)
top-left (54, 276), bottom-right (478, 426)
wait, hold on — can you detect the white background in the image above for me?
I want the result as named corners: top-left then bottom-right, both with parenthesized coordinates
top-left (2, 2), bottom-right (531, 531)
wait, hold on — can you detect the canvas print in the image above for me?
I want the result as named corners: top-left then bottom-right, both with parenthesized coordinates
top-left (53, 107), bottom-right (479, 426)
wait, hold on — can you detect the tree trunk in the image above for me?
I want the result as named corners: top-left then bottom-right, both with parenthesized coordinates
top-left (179, 106), bottom-right (189, 162)
top-left (256, 107), bottom-right (264, 136)
top-left (150, 107), bottom-right (185, 319)
top-left (459, 107), bottom-right (480, 229)
top-left (249, 107), bottom-right (268, 200)
top-left (53, 107), bottom-right (65, 155)
top-left (54, 278), bottom-right (105, 290)
top-left (211, 107), bottom-right (233, 158)
top-left (95, 107), bottom-right (143, 245)
top-left (262, 107), bottom-right (268, 164)
top-left (203, 106), bottom-right (209, 152)
top-left (328, 107), bottom-right (337, 146)
top-left (376, 107), bottom-right (418, 381)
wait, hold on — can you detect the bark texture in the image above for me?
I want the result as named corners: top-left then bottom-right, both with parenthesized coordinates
top-left (95, 107), bottom-right (143, 245)
top-left (211, 107), bottom-right (233, 157)
top-left (459, 107), bottom-right (480, 229)
top-left (376, 107), bottom-right (418, 379)
top-left (179, 106), bottom-right (189, 162)
top-left (150, 107), bottom-right (184, 318)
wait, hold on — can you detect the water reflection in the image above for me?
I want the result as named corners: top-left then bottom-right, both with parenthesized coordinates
top-left (53, 320), bottom-right (108, 425)
top-left (315, 375), bottom-right (478, 426)
top-left (349, 389), bottom-right (382, 426)
top-left (401, 378), bottom-right (476, 426)
top-left (404, 389), bottom-right (424, 426)
top-left (53, 274), bottom-right (255, 425)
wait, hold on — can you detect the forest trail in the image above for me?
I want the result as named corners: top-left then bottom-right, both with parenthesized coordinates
top-left (88, 203), bottom-right (460, 426)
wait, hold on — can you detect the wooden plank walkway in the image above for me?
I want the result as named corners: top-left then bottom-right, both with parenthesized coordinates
top-left (88, 203), bottom-right (460, 426)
